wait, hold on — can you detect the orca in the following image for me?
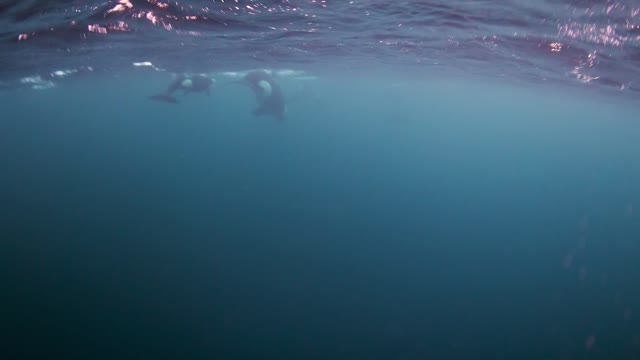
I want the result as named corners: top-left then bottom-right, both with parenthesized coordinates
top-left (150, 74), bottom-right (213, 103)
top-left (226, 70), bottom-right (286, 120)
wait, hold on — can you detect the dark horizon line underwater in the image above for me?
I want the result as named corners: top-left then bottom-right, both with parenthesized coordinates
top-left (2, 1), bottom-right (640, 360)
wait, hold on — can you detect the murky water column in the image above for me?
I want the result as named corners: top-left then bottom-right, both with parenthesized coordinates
top-left (561, 202), bottom-right (638, 354)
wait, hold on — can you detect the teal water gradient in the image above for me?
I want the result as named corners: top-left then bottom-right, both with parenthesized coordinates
top-left (1, 73), bottom-right (639, 359)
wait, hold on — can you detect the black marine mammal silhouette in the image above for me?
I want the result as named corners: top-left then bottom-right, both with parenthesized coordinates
top-left (150, 74), bottom-right (213, 104)
top-left (245, 70), bottom-right (286, 120)
top-left (225, 70), bottom-right (286, 120)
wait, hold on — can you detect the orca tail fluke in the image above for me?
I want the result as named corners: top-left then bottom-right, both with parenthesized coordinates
top-left (150, 93), bottom-right (179, 104)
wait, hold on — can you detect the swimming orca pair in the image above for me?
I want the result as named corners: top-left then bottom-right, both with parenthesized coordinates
top-left (150, 70), bottom-right (286, 120)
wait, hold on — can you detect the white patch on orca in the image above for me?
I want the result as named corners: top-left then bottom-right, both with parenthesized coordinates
top-left (181, 78), bottom-right (193, 88)
top-left (258, 80), bottom-right (272, 96)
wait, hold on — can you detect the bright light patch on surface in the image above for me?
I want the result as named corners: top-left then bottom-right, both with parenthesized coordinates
top-left (549, 42), bottom-right (563, 52)
top-left (220, 71), bottom-right (242, 77)
top-left (132, 61), bottom-right (163, 71)
top-left (20, 76), bottom-right (55, 90)
top-left (20, 76), bottom-right (42, 84)
top-left (218, 69), bottom-right (300, 79)
top-left (133, 61), bottom-right (154, 67)
top-left (146, 12), bottom-right (158, 25)
top-left (109, 21), bottom-right (130, 32)
top-left (275, 69), bottom-right (306, 77)
top-left (51, 69), bottom-right (78, 77)
top-left (571, 51), bottom-right (599, 83)
top-left (107, 0), bottom-right (133, 14)
top-left (88, 24), bottom-right (108, 34)
top-left (558, 22), bottom-right (630, 47)
top-left (108, 4), bottom-right (126, 13)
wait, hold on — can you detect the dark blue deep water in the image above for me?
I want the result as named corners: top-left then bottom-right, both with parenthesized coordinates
top-left (1, 1), bottom-right (640, 359)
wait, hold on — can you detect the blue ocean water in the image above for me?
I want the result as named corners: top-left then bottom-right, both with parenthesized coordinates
top-left (1, 1), bottom-right (640, 359)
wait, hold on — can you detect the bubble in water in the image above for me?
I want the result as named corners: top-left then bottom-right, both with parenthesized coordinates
top-left (585, 335), bottom-right (596, 350)
top-left (562, 253), bottom-right (573, 269)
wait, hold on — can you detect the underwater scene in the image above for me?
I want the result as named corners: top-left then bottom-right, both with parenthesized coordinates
top-left (1, 1), bottom-right (640, 359)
